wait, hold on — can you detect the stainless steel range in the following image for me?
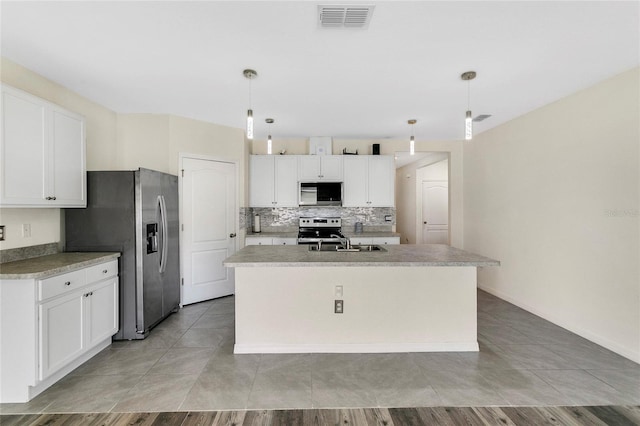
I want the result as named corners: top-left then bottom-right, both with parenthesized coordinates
top-left (297, 217), bottom-right (346, 245)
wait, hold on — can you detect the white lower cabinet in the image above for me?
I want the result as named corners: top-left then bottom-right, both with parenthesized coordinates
top-left (85, 279), bottom-right (119, 348)
top-left (0, 258), bottom-right (119, 403)
top-left (350, 236), bottom-right (400, 245)
top-left (39, 291), bottom-right (85, 380)
top-left (245, 236), bottom-right (297, 246)
top-left (271, 237), bottom-right (298, 246)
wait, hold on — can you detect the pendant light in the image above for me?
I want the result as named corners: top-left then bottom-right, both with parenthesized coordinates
top-left (243, 69), bottom-right (258, 140)
top-left (461, 71), bottom-right (476, 140)
top-left (266, 118), bottom-right (274, 155)
top-left (408, 119), bottom-right (416, 155)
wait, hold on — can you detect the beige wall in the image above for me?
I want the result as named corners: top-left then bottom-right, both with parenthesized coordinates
top-left (0, 58), bottom-right (118, 250)
top-left (464, 67), bottom-right (640, 362)
top-left (116, 114), bottom-right (171, 172)
top-left (116, 114), bottom-right (247, 204)
top-left (169, 115), bottom-right (247, 207)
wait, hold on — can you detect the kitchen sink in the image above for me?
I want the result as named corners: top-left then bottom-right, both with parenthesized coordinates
top-left (308, 244), bottom-right (386, 252)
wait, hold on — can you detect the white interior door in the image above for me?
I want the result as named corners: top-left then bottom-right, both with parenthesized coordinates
top-left (181, 157), bottom-right (237, 305)
top-left (422, 181), bottom-right (449, 244)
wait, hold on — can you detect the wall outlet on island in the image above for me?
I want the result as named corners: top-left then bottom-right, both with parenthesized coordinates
top-left (334, 300), bottom-right (344, 314)
top-left (22, 223), bottom-right (31, 238)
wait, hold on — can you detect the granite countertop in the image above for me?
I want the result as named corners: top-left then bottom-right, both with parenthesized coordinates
top-left (224, 244), bottom-right (499, 267)
top-left (0, 252), bottom-right (121, 279)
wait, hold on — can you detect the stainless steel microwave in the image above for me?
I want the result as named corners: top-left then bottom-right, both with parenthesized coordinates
top-left (299, 182), bottom-right (342, 206)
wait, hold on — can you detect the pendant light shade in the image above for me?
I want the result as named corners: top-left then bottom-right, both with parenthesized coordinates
top-left (247, 109), bottom-right (254, 140)
top-left (243, 69), bottom-right (258, 140)
top-left (465, 110), bottom-right (472, 141)
top-left (461, 71), bottom-right (476, 141)
top-left (266, 118), bottom-right (274, 155)
top-left (408, 119), bottom-right (416, 156)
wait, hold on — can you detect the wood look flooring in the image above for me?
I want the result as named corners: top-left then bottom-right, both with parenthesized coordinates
top-left (2, 406), bottom-right (640, 425)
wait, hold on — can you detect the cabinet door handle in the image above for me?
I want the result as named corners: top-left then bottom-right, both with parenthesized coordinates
top-left (84, 293), bottom-right (90, 297)
top-left (46, 196), bottom-right (57, 200)
top-left (102, 269), bottom-right (108, 274)
top-left (64, 281), bottom-right (71, 286)
top-left (52, 197), bottom-right (57, 200)
top-left (229, 233), bottom-right (236, 238)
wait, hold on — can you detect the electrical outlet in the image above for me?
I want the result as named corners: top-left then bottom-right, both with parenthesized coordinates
top-left (334, 300), bottom-right (343, 314)
top-left (22, 223), bottom-right (31, 238)
top-left (0, 225), bottom-right (5, 241)
top-left (335, 285), bottom-right (343, 297)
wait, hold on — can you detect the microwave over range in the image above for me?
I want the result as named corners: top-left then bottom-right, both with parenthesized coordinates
top-left (299, 182), bottom-right (342, 206)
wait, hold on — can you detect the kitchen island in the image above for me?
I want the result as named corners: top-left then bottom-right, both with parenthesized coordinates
top-left (224, 244), bottom-right (498, 354)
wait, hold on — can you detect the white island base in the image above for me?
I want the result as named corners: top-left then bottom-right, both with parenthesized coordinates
top-left (234, 266), bottom-right (478, 354)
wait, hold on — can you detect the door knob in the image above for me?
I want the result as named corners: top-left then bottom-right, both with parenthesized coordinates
top-left (423, 221), bottom-right (427, 224)
top-left (229, 233), bottom-right (237, 238)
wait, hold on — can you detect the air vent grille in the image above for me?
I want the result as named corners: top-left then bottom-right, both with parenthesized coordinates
top-left (473, 114), bottom-right (492, 122)
top-left (318, 5), bottom-right (375, 29)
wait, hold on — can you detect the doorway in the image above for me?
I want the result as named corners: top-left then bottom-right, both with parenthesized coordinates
top-left (179, 155), bottom-right (238, 305)
top-left (394, 152), bottom-right (451, 245)
top-left (416, 159), bottom-right (449, 244)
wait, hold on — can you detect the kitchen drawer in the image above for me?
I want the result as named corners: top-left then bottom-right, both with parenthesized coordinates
top-left (373, 237), bottom-right (400, 245)
top-left (245, 237), bottom-right (272, 245)
top-left (349, 237), bottom-right (373, 245)
top-left (272, 238), bottom-right (297, 246)
top-left (38, 269), bottom-right (86, 301)
top-left (86, 260), bottom-right (118, 283)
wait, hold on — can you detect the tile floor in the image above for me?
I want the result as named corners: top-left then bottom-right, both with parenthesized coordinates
top-left (1, 290), bottom-right (639, 414)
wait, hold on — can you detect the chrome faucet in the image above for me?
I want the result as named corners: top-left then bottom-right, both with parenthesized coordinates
top-left (330, 234), bottom-right (351, 250)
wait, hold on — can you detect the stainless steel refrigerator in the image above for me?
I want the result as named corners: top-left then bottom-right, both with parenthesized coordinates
top-left (65, 168), bottom-right (180, 340)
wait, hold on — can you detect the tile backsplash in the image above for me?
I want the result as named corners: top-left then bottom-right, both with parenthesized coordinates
top-left (240, 206), bottom-right (395, 233)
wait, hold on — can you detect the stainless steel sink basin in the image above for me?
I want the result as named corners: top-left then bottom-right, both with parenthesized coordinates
top-left (308, 244), bottom-right (386, 252)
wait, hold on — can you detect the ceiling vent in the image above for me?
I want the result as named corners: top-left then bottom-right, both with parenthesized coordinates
top-left (318, 5), bottom-right (375, 29)
top-left (473, 114), bottom-right (492, 122)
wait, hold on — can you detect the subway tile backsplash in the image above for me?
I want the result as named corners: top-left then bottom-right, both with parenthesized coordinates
top-left (240, 206), bottom-right (395, 233)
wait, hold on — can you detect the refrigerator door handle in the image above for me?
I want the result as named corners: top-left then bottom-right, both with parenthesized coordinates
top-left (158, 195), bottom-right (169, 274)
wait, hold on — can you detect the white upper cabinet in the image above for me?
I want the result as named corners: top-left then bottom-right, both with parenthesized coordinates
top-left (343, 156), bottom-right (395, 207)
top-left (298, 155), bottom-right (343, 181)
top-left (368, 156), bottom-right (395, 207)
top-left (1, 85), bottom-right (86, 207)
top-left (249, 155), bottom-right (298, 207)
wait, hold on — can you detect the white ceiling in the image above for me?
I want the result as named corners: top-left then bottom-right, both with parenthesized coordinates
top-left (1, 1), bottom-right (638, 141)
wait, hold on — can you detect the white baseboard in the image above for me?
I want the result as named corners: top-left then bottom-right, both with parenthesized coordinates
top-left (478, 285), bottom-right (640, 364)
top-left (234, 341), bottom-right (479, 354)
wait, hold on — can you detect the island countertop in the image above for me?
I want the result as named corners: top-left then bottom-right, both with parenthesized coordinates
top-left (224, 244), bottom-right (499, 267)
top-left (0, 252), bottom-right (121, 279)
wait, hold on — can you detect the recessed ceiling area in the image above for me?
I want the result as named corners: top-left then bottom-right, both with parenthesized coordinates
top-left (1, 1), bottom-right (637, 141)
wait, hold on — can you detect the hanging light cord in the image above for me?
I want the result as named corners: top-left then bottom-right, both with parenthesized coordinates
top-left (248, 74), bottom-right (252, 109)
top-left (467, 79), bottom-right (471, 111)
